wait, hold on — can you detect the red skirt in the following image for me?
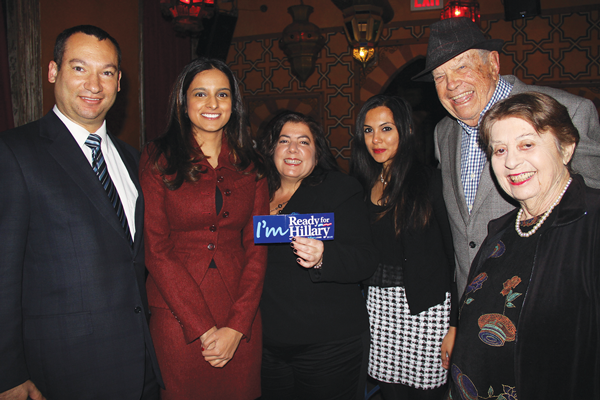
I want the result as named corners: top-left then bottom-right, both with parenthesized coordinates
top-left (149, 268), bottom-right (262, 400)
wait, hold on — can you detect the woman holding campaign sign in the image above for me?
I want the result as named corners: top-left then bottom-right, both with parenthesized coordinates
top-left (257, 111), bottom-right (378, 400)
top-left (351, 95), bottom-right (456, 400)
top-left (140, 58), bottom-right (268, 400)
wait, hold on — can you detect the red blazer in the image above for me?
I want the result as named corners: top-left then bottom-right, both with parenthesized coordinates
top-left (140, 141), bottom-right (268, 343)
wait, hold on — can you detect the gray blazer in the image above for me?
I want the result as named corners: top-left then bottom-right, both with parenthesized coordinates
top-left (434, 75), bottom-right (600, 296)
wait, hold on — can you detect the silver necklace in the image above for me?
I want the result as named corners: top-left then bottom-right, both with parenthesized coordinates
top-left (270, 200), bottom-right (289, 214)
top-left (515, 177), bottom-right (572, 238)
top-left (380, 172), bottom-right (387, 185)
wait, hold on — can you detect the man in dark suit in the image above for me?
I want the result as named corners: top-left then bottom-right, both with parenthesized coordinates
top-left (412, 17), bottom-right (600, 298)
top-left (0, 25), bottom-right (161, 400)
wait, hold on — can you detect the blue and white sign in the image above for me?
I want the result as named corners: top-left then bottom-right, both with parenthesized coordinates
top-left (253, 213), bottom-right (335, 244)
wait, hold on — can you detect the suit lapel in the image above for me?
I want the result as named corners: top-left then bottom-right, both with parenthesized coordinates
top-left (286, 180), bottom-right (317, 212)
top-left (448, 123), bottom-right (470, 224)
top-left (470, 161), bottom-right (496, 217)
top-left (41, 112), bottom-right (133, 247)
top-left (110, 133), bottom-right (143, 255)
top-left (504, 75), bottom-right (522, 95)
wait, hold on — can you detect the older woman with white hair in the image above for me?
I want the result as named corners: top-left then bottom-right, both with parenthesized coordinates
top-left (447, 91), bottom-right (600, 400)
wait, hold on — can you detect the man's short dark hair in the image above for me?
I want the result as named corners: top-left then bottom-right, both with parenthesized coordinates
top-left (54, 25), bottom-right (121, 70)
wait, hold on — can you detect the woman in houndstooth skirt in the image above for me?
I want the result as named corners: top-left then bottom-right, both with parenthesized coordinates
top-left (351, 95), bottom-right (457, 400)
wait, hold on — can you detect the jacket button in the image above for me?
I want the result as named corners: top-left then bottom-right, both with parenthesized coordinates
top-left (209, 225), bottom-right (217, 232)
top-left (223, 211), bottom-right (229, 218)
top-left (208, 243), bottom-right (215, 250)
top-left (469, 241), bottom-right (477, 248)
top-left (224, 189), bottom-right (231, 196)
top-left (134, 306), bottom-right (142, 314)
top-left (217, 176), bottom-right (224, 183)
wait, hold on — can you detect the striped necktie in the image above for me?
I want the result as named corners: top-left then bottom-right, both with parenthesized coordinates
top-left (85, 133), bottom-right (133, 246)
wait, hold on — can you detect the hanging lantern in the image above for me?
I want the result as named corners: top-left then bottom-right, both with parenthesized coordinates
top-left (440, 0), bottom-right (480, 26)
top-left (279, 4), bottom-right (326, 83)
top-left (342, 4), bottom-right (384, 67)
top-left (160, 0), bottom-right (216, 35)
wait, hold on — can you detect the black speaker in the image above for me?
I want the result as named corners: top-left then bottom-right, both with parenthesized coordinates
top-left (196, 12), bottom-right (238, 61)
top-left (504, 0), bottom-right (541, 21)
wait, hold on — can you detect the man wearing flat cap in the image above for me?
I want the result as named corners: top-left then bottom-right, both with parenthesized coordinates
top-left (413, 17), bottom-right (600, 297)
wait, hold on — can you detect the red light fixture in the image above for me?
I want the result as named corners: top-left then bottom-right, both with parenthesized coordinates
top-left (440, 0), bottom-right (480, 26)
top-left (160, 0), bottom-right (216, 35)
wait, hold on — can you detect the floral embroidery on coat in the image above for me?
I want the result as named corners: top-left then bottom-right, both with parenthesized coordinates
top-left (462, 272), bottom-right (488, 309)
top-left (477, 276), bottom-right (522, 347)
top-left (448, 214), bottom-right (546, 400)
top-left (488, 240), bottom-right (505, 259)
top-left (450, 364), bottom-right (519, 400)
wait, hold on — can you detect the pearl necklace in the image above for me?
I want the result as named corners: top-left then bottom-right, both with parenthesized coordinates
top-left (515, 177), bottom-right (572, 238)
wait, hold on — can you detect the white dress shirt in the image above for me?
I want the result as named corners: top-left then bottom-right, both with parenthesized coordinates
top-left (53, 106), bottom-right (138, 237)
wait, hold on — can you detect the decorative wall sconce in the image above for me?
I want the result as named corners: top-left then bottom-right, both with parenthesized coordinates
top-left (279, 3), bottom-right (326, 83)
top-left (160, 0), bottom-right (216, 35)
top-left (342, 4), bottom-right (384, 67)
top-left (440, 0), bottom-right (480, 26)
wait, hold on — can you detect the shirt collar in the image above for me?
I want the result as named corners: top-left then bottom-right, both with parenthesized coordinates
top-left (191, 134), bottom-right (239, 172)
top-left (457, 76), bottom-right (513, 135)
top-left (216, 138), bottom-right (239, 171)
top-left (53, 105), bottom-right (107, 145)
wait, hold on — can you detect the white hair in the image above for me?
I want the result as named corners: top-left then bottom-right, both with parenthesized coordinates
top-left (476, 49), bottom-right (491, 64)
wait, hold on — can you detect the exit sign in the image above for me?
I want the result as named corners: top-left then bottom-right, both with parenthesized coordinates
top-left (411, 0), bottom-right (443, 11)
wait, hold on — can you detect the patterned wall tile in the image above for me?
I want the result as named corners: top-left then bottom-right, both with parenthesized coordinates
top-left (229, 6), bottom-right (600, 168)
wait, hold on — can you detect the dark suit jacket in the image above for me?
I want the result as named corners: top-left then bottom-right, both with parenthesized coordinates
top-left (0, 111), bottom-right (162, 399)
top-left (260, 171), bottom-right (379, 346)
top-left (434, 75), bottom-right (600, 295)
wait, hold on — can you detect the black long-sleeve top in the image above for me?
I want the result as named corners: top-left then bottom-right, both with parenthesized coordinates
top-left (364, 167), bottom-right (458, 326)
top-left (260, 171), bottom-right (379, 346)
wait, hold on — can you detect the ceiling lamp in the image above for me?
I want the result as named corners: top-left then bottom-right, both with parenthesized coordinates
top-left (279, 3), bottom-right (326, 83)
top-left (440, 0), bottom-right (480, 26)
top-left (342, 4), bottom-right (384, 67)
top-left (160, 0), bottom-right (216, 35)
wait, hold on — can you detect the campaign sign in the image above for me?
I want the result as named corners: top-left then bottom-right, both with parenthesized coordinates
top-left (253, 213), bottom-right (334, 244)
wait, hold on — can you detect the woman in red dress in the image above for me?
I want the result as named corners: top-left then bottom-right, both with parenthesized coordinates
top-left (140, 58), bottom-right (268, 400)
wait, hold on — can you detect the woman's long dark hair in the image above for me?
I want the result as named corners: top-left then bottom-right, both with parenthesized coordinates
top-left (257, 111), bottom-right (339, 200)
top-left (146, 57), bottom-right (262, 190)
top-left (350, 95), bottom-right (431, 236)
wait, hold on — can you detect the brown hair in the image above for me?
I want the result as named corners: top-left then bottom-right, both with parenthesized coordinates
top-left (257, 111), bottom-right (339, 199)
top-left (480, 92), bottom-right (580, 169)
top-left (350, 95), bottom-right (432, 236)
top-left (146, 58), bottom-right (263, 190)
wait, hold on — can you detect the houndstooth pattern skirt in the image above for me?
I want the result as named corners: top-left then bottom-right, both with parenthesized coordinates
top-left (367, 286), bottom-right (451, 389)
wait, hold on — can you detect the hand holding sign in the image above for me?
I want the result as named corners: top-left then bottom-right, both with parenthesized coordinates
top-left (254, 213), bottom-right (335, 244)
top-left (291, 237), bottom-right (324, 269)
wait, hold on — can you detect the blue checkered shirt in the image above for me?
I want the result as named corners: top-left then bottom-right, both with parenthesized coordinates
top-left (459, 76), bottom-right (513, 213)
